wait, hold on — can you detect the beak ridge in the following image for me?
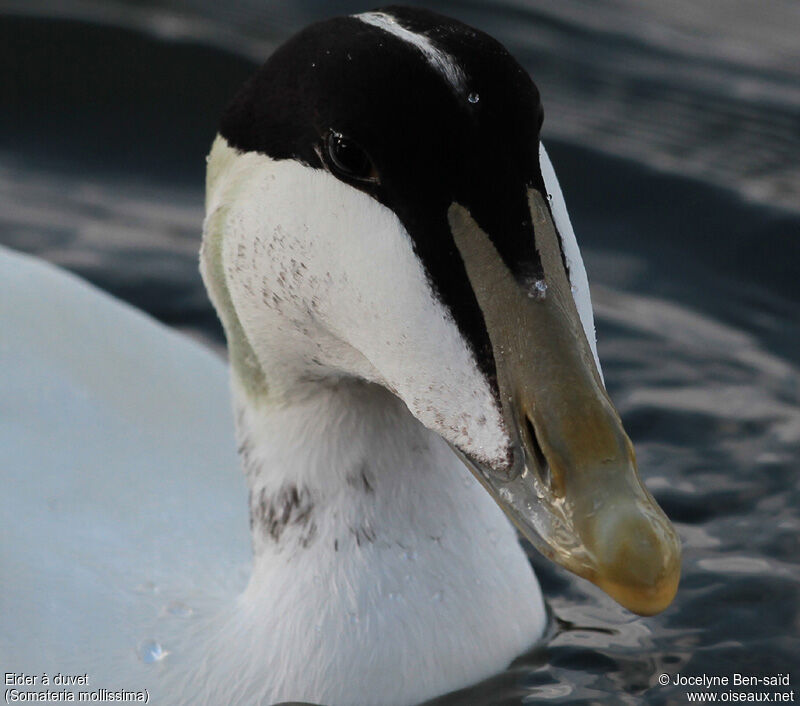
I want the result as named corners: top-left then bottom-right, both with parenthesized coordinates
top-left (447, 190), bottom-right (681, 615)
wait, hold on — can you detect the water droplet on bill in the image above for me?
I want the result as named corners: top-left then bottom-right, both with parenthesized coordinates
top-left (527, 279), bottom-right (548, 299)
top-left (467, 92), bottom-right (480, 104)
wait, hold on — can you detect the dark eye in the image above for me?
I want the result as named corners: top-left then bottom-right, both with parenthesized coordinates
top-left (324, 131), bottom-right (379, 184)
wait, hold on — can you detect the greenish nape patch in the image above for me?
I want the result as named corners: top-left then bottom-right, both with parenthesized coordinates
top-left (202, 203), bottom-right (269, 400)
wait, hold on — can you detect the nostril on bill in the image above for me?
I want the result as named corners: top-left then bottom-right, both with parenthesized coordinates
top-left (524, 414), bottom-right (552, 490)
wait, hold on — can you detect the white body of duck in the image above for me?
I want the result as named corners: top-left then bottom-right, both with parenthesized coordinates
top-left (0, 242), bottom-right (540, 705)
top-left (1, 7), bottom-right (680, 706)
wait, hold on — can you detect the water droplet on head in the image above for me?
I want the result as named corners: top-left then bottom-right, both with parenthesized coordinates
top-left (311, 62), bottom-right (316, 68)
top-left (432, 590), bottom-right (444, 602)
top-left (527, 279), bottom-right (548, 299)
top-left (570, 284), bottom-right (577, 294)
top-left (137, 640), bottom-right (168, 664)
top-left (467, 92), bottom-right (480, 104)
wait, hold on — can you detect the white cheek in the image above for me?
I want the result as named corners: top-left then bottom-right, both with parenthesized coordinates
top-left (211, 139), bottom-right (509, 466)
top-left (540, 143), bottom-right (602, 376)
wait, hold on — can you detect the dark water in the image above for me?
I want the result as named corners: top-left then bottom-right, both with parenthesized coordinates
top-left (3, 1), bottom-right (799, 704)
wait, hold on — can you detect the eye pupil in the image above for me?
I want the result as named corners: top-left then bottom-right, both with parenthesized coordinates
top-left (326, 131), bottom-right (377, 183)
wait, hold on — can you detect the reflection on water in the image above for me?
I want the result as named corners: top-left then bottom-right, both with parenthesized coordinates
top-left (2, 1), bottom-right (799, 704)
top-left (0, 156), bottom-right (215, 342)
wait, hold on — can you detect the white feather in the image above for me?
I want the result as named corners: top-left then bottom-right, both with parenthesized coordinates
top-left (204, 136), bottom-right (508, 467)
top-left (355, 11), bottom-right (467, 94)
top-left (540, 142), bottom-right (602, 374)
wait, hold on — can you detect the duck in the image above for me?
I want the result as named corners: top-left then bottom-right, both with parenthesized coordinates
top-left (0, 6), bottom-right (681, 706)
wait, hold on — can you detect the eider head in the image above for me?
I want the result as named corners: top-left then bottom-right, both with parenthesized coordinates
top-left (202, 6), bottom-right (681, 616)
